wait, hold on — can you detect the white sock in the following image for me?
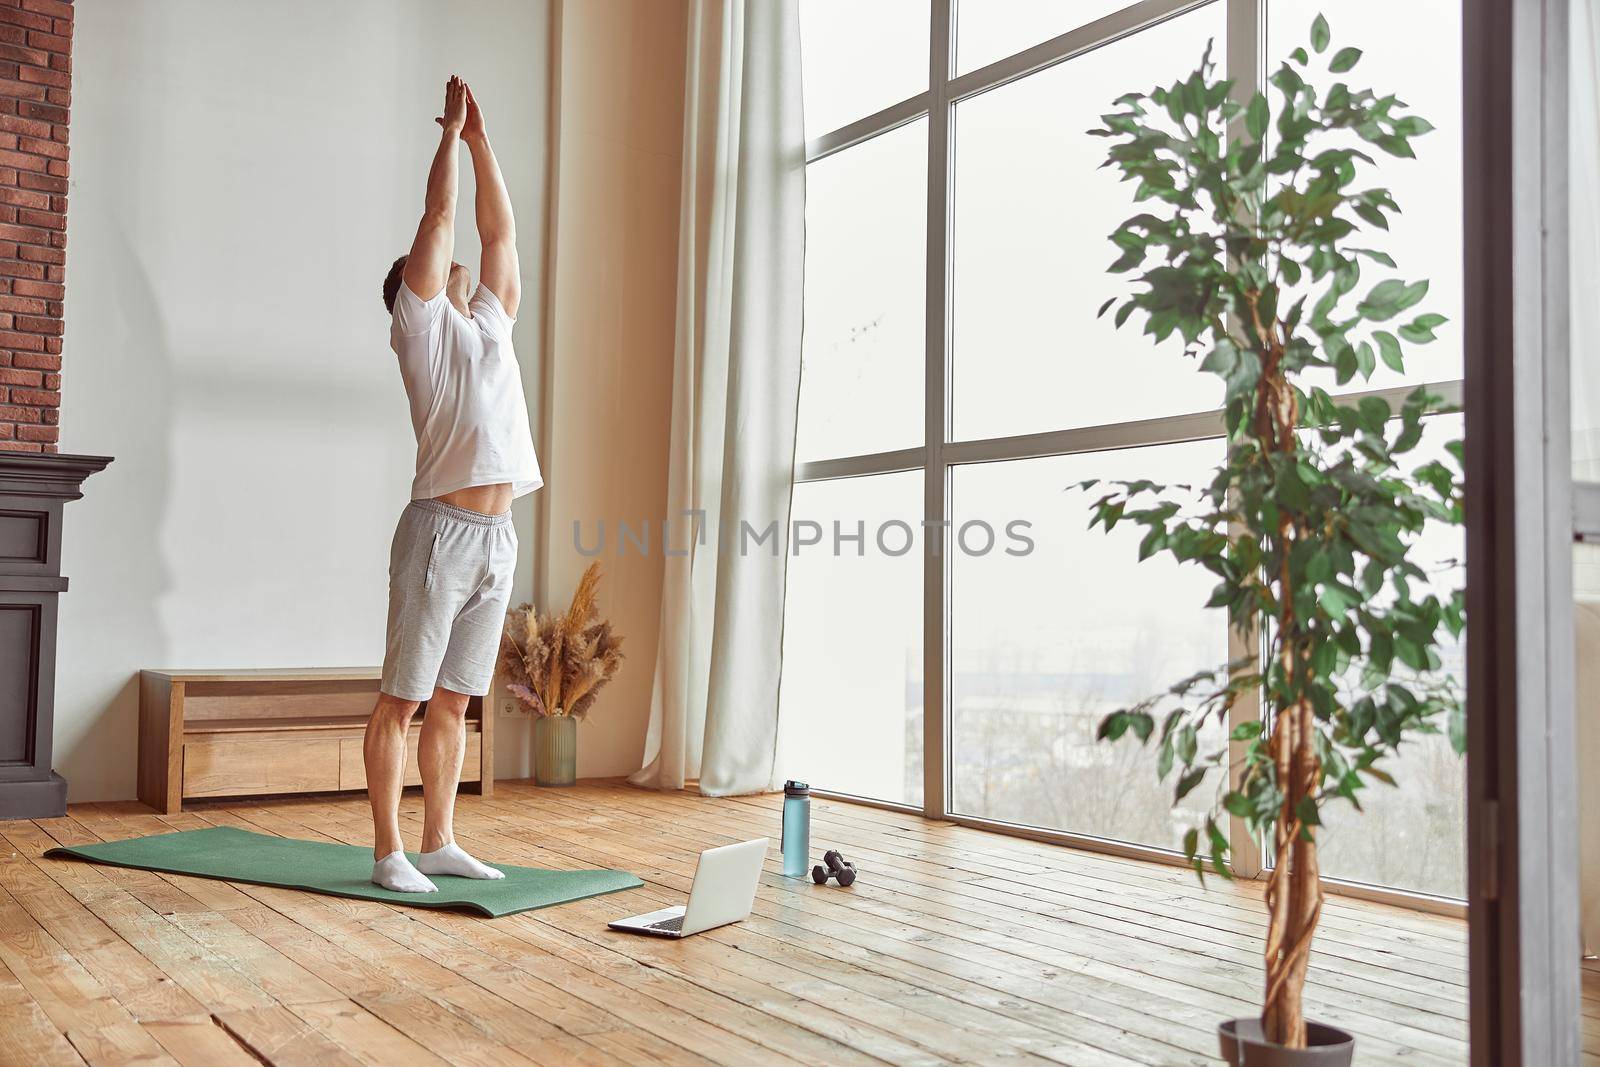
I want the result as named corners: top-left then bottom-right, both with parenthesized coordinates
top-left (372, 851), bottom-right (437, 893)
top-left (415, 841), bottom-right (505, 880)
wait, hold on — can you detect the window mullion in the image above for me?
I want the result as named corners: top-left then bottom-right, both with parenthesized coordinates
top-left (1222, 0), bottom-right (1267, 879)
top-left (923, 0), bottom-right (955, 820)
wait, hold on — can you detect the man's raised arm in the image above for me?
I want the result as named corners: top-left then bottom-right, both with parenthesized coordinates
top-left (462, 85), bottom-right (519, 318)
top-left (402, 76), bottom-right (467, 301)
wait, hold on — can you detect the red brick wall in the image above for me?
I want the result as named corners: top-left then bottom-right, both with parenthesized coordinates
top-left (0, 0), bottom-right (68, 454)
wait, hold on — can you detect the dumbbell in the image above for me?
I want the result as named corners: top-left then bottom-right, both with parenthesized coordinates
top-left (811, 849), bottom-right (857, 887)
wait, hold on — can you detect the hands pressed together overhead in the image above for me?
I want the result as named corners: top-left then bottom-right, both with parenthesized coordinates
top-left (463, 83), bottom-right (487, 143)
top-left (435, 74), bottom-right (467, 134)
top-left (409, 73), bottom-right (519, 317)
top-left (436, 74), bottom-right (487, 143)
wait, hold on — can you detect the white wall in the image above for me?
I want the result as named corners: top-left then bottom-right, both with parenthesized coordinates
top-left (56, 0), bottom-right (550, 800)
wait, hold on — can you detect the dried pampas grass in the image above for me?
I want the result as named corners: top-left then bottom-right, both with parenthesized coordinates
top-left (498, 561), bottom-right (625, 719)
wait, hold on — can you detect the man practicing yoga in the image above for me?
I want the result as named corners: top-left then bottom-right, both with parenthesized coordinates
top-left (366, 76), bottom-right (541, 893)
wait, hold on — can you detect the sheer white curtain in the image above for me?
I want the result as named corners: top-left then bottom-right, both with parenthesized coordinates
top-left (1571, 0), bottom-right (1600, 955)
top-left (629, 0), bottom-right (805, 795)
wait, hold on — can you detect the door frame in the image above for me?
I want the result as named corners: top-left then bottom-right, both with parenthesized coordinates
top-left (1462, 0), bottom-right (1582, 1061)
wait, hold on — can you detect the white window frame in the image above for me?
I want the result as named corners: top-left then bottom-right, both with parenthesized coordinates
top-left (796, 0), bottom-right (1467, 915)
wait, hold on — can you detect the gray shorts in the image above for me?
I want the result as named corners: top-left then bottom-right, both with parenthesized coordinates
top-left (382, 499), bottom-right (516, 702)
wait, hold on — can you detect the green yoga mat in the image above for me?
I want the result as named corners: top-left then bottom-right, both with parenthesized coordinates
top-left (44, 826), bottom-right (643, 918)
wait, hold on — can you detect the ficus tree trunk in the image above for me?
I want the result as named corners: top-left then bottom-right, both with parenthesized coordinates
top-left (1262, 694), bottom-right (1323, 1047)
top-left (1253, 326), bottom-right (1322, 1049)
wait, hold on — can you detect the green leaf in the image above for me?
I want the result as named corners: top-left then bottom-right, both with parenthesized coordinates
top-left (1358, 394), bottom-right (1391, 427)
top-left (1174, 724), bottom-right (1198, 765)
top-left (1276, 461), bottom-right (1311, 510)
top-left (1396, 280), bottom-right (1431, 311)
top-left (1370, 631), bottom-right (1394, 672)
top-left (1097, 712), bottom-right (1129, 741)
top-left (1270, 64), bottom-right (1305, 98)
top-left (1394, 634), bottom-right (1427, 670)
top-left (1329, 47), bottom-right (1362, 74)
top-left (1356, 278), bottom-right (1405, 320)
top-left (1208, 819), bottom-right (1233, 880)
top-left (1333, 342), bottom-right (1359, 385)
top-left (1305, 549), bottom-right (1332, 584)
top-left (1319, 583), bottom-right (1358, 616)
top-left (1246, 94), bottom-right (1269, 142)
top-left (1175, 767), bottom-right (1207, 801)
top-left (1353, 202), bottom-right (1390, 231)
top-left (1449, 705), bottom-right (1467, 755)
top-left (1374, 330), bottom-right (1404, 371)
top-left (1356, 279), bottom-right (1428, 323)
top-left (1398, 312), bottom-right (1446, 343)
top-left (1160, 704), bottom-right (1186, 738)
top-left (1310, 13), bottom-right (1330, 53)
top-left (1354, 341), bottom-right (1376, 379)
top-left (1375, 134), bottom-right (1417, 159)
top-left (1296, 796), bottom-right (1322, 827)
top-left (1229, 720), bottom-right (1264, 741)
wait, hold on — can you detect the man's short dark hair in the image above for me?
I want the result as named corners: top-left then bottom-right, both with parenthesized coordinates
top-left (382, 255), bottom-right (408, 313)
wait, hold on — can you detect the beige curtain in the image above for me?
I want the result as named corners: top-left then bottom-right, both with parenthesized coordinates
top-left (629, 0), bottom-right (805, 795)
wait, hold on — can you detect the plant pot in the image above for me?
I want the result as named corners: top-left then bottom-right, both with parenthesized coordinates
top-left (533, 715), bottom-right (577, 787)
top-left (1218, 1019), bottom-right (1354, 1066)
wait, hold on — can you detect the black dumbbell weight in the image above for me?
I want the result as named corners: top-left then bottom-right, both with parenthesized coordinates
top-left (811, 849), bottom-right (857, 887)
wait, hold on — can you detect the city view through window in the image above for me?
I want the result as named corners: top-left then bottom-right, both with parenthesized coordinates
top-left (783, 0), bottom-right (1467, 900)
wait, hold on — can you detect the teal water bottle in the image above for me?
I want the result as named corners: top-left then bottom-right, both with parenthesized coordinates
top-left (781, 780), bottom-right (810, 877)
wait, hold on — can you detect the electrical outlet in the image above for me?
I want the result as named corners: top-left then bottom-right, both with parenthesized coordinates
top-left (490, 675), bottom-right (527, 717)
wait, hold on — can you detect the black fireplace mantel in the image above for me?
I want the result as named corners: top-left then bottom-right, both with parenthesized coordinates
top-left (0, 451), bottom-right (112, 819)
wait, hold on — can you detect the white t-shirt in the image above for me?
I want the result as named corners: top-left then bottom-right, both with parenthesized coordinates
top-left (390, 281), bottom-right (543, 501)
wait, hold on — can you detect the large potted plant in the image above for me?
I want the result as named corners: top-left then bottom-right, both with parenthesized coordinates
top-left (1082, 16), bottom-right (1465, 1064)
top-left (498, 561), bottom-right (625, 786)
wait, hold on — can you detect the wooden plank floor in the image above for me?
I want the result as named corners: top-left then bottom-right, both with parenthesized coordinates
top-left (0, 778), bottom-right (1582, 1065)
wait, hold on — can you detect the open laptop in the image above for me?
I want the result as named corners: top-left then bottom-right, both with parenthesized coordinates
top-left (608, 838), bottom-right (767, 939)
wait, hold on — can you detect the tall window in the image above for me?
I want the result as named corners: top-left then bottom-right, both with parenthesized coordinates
top-left (786, 0), bottom-right (1466, 901)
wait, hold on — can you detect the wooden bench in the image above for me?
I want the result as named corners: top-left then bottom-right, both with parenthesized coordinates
top-left (137, 668), bottom-right (492, 814)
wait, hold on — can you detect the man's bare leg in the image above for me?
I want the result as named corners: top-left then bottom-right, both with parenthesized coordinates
top-left (363, 693), bottom-right (436, 892)
top-left (415, 686), bottom-right (504, 879)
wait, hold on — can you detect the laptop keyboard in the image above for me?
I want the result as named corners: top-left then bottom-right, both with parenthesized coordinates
top-left (648, 915), bottom-right (684, 933)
